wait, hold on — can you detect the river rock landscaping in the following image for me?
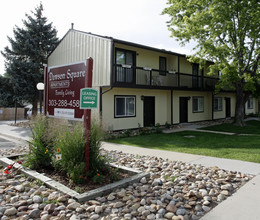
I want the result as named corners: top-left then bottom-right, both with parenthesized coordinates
top-left (0, 144), bottom-right (253, 220)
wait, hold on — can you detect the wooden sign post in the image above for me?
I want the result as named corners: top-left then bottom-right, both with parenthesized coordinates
top-left (83, 57), bottom-right (93, 173)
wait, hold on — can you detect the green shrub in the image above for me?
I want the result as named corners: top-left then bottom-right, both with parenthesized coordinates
top-left (26, 116), bottom-right (109, 184)
top-left (53, 122), bottom-right (86, 183)
top-left (53, 120), bottom-right (108, 184)
top-left (89, 120), bottom-right (109, 177)
top-left (155, 123), bottom-right (162, 133)
top-left (25, 116), bottom-right (54, 169)
top-left (165, 122), bottom-right (171, 129)
top-left (139, 127), bottom-right (151, 135)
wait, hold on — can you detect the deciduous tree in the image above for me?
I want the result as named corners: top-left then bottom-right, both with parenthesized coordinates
top-left (163, 0), bottom-right (259, 126)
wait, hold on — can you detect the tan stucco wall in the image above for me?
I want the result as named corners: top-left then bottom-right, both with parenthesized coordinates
top-left (101, 88), bottom-right (171, 130)
top-left (245, 98), bottom-right (258, 115)
top-left (172, 91), bottom-right (212, 124)
top-left (114, 43), bottom-right (179, 71)
top-left (213, 92), bottom-right (236, 119)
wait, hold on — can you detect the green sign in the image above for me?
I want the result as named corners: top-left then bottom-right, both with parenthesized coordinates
top-left (80, 88), bottom-right (98, 109)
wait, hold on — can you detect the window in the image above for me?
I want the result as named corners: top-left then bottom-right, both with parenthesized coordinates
top-left (115, 96), bottom-right (136, 117)
top-left (159, 56), bottom-right (167, 76)
top-left (115, 48), bottom-right (135, 83)
top-left (192, 64), bottom-right (203, 88)
top-left (193, 96), bottom-right (204, 113)
top-left (247, 98), bottom-right (253, 109)
top-left (214, 97), bottom-right (223, 111)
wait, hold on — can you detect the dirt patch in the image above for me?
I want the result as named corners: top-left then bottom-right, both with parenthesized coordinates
top-left (35, 166), bottom-right (132, 193)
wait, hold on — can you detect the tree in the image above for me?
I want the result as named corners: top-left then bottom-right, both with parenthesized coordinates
top-left (0, 75), bottom-right (17, 107)
top-left (163, 0), bottom-right (260, 126)
top-left (1, 3), bottom-right (59, 114)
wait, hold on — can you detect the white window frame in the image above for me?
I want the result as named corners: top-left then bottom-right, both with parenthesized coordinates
top-left (193, 96), bottom-right (204, 113)
top-left (214, 97), bottom-right (223, 111)
top-left (115, 96), bottom-right (136, 118)
top-left (247, 98), bottom-right (253, 109)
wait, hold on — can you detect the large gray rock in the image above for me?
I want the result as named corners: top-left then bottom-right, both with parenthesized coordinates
top-left (4, 207), bottom-right (17, 216)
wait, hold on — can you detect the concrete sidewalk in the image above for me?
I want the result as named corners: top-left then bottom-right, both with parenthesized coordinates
top-left (0, 120), bottom-right (260, 219)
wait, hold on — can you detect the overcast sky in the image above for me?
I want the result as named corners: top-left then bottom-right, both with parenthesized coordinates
top-left (0, 0), bottom-right (195, 75)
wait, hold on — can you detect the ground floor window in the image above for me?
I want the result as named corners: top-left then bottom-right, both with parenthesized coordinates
top-left (115, 96), bottom-right (136, 117)
top-left (193, 96), bottom-right (204, 113)
top-left (247, 98), bottom-right (253, 109)
top-left (214, 97), bottom-right (223, 111)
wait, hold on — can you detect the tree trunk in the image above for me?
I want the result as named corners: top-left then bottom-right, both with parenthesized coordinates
top-left (234, 86), bottom-right (250, 127)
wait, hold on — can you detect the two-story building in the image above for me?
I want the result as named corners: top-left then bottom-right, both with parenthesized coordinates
top-left (47, 28), bottom-right (259, 130)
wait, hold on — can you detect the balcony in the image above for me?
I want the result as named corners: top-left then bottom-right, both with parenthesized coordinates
top-left (113, 64), bottom-right (218, 91)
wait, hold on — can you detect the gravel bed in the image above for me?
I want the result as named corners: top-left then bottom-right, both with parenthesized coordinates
top-left (0, 145), bottom-right (253, 220)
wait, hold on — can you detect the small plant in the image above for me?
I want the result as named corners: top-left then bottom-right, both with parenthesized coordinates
top-left (139, 127), bottom-right (151, 135)
top-left (35, 179), bottom-right (44, 186)
top-left (25, 116), bottom-right (54, 169)
top-left (75, 186), bottom-right (84, 194)
top-left (121, 129), bottom-right (132, 138)
top-left (165, 175), bottom-right (177, 182)
top-left (155, 123), bottom-right (162, 133)
top-left (165, 122), bottom-right (171, 129)
top-left (92, 173), bottom-right (105, 184)
top-left (109, 168), bottom-right (120, 182)
top-left (53, 122), bottom-right (86, 184)
top-left (44, 199), bottom-right (59, 205)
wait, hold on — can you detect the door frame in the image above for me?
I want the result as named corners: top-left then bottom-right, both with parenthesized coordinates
top-left (179, 97), bottom-right (189, 123)
top-left (225, 97), bottom-right (231, 118)
top-left (143, 96), bottom-right (155, 127)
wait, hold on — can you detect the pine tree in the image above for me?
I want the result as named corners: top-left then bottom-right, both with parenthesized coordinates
top-left (1, 3), bottom-right (59, 113)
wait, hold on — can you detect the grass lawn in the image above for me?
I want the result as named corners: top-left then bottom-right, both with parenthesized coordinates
top-left (109, 131), bottom-right (260, 163)
top-left (199, 119), bottom-right (260, 134)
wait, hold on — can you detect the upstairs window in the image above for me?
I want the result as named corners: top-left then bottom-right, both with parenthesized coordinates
top-left (193, 96), bottom-right (204, 113)
top-left (159, 56), bottom-right (167, 76)
top-left (214, 97), bottom-right (223, 111)
top-left (115, 96), bottom-right (136, 117)
top-left (115, 49), bottom-right (135, 83)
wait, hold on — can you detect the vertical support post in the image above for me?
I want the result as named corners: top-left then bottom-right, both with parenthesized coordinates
top-left (43, 65), bottom-right (48, 116)
top-left (212, 92), bottom-right (214, 121)
top-left (149, 70), bottom-right (152, 86)
top-left (84, 58), bottom-right (93, 173)
top-left (171, 89), bottom-right (173, 125)
top-left (39, 90), bottom-right (43, 114)
top-left (177, 56), bottom-right (180, 87)
top-left (14, 102), bottom-right (17, 124)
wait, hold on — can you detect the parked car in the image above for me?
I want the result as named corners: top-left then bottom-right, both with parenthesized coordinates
top-left (27, 107), bottom-right (41, 118)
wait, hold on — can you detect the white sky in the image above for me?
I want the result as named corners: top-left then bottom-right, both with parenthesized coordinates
top-left (0, 0), bottom-right (195, 75)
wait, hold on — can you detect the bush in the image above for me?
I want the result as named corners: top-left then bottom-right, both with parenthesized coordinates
top-left (25, 116), bottom-right (54, 169)
top-left (26, 116), bottom-right (109, 184)
top-left (155, 123), bottom-right (162, 133)
top-left (165, 122), bottom-right (171, 129)
top-left (53, 122), bottom-right (86, 183)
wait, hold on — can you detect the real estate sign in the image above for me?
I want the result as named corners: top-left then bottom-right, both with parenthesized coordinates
top-left (46, 61), bottom-right (86, 119)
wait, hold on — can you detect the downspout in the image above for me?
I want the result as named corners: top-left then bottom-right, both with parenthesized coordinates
top-left (177, 56), bottom-right (180, 87)
top-left (212, 92), bottom-right (214, 121)
top-left (171, 89), bottom-right (173, 125)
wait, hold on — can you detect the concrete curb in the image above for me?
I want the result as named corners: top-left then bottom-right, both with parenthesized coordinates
top-left (0, 157), bottom-right (149, 203)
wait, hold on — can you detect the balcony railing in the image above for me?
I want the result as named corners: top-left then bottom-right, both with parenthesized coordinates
top-left (113, 64), bottom-right (219, 90)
